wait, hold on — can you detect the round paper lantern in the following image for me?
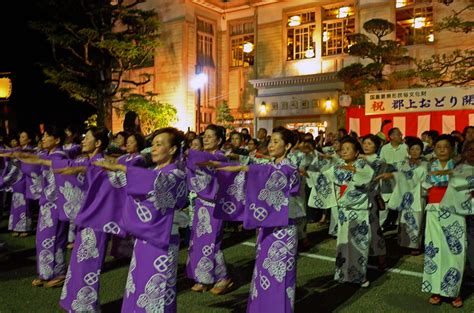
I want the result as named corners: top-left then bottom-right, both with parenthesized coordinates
top-left (339, 94), bottom-right (352, 107)
top-left (0, 76), bottom-right (12, 100)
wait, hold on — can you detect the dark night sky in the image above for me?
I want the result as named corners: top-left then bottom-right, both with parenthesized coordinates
top-left (0, 1), bottom-right (95, 135)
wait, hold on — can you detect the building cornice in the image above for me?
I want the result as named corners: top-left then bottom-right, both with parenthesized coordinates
top-left (249, 72), bottom-right (340, 89)
top-left (191, 0), bottom-right (278, 13)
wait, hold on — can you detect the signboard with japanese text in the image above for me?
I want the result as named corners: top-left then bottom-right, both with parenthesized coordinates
top-left (365, 86), bottom-right (474, 115)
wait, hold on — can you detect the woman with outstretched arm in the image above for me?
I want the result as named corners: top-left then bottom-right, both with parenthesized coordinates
top-left (95, 127), bottom-right (188, 313)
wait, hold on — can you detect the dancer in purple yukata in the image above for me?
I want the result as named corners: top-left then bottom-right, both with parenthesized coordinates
top-left (96, 127), bottom-right (188, 313)
top-left (15, 126), bottom-right (70, 288)
top-left (50, 127), bottom-right (111, 312)
top-left (21, 147), bottom-right (45, 228)
top-left (58, 127), bottom-right (149, 312)
top-left (215, 126), bottom-right (301, 313)
top-left (0, 131), bottom-right (35, 237)
top-left (109, 132), bottom-right (147, 259)
top-left (61, 125), bottom-right (84, 248)
top-left (186, 124), bottom-right (234, 294)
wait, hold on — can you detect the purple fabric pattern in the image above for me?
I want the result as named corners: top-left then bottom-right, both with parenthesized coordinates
top-left (109, 153), bottom-right (146, 259)
top-left (59, 227), bottom-right (109, 312)
top-left (122, 235), bottom-right (180, 313)
top-left (243, 164), bottom-right (300, 229)
top-left (186, 149), bottom-right (230, 284)
top-left (120, 161), bottom-right (186, 312)
top-left (214, 164), bottom-right (246, 222)
top-left (0, 147), bottom-right (31, 232)
top-left (35, 149), bottom-right (69, 280)
top-left (122, 164), bottom-right (187, 248)
top-left (186, 149), bottom-right (226, 201)
top-left (74, 154), bottom-right (128, 237)
top-left (247, 224), bottom-right (298, 313)
top-left (186, 197), bottom-right (228, 284)
top-left (53, 157), bottom-right (89, 222)
top-left (21, 150), bottom-right (46, 201)
top-left (59, 153), bottom-right (119, 312)
top-left (63, 144), bottom-right (83, 159)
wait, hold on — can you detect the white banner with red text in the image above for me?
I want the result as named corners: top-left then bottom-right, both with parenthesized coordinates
top-left (365, 86), bottom-right (474, 115)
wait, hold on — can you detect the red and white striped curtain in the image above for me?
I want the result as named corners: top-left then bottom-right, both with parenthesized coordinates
top-left (346, 108), bottom-right (474, 137)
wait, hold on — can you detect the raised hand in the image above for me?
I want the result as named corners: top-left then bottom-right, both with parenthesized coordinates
top-left (0, 152), bottom-right (15, 158)
top-left (337, 165), bottom-right (356, 173)
top-left (299, 168), bottom-right (309, 178)
top-left (375, 172), bottom-right (394, 181)
top-left (429, 169), bottom-right (453, 176)
top-left (54, 166), bottom-right (86, 175)
top-left (195, 160), bottom-right (222, 168)
top-left (93, 161), bottom-right (126, 172)
top-left (320, 153), bottom-right (333, 160)
top-left (14, 152), bottom-right (38, 159)
top-left (216, 165), bottom-right (248, 172)
top-left (18, 157), bottom-right (45, 165)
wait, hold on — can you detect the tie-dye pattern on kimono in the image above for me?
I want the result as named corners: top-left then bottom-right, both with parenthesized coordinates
top-left (324, 158), bottom-right (374, 284)
top-left (422, 159), bottom-right (466, 298)
top-left (186, 149), bottom-right (230, 285)
top-left (244, 160), bottom-right (300, 313)
top-left (34, 149), bottom-right (69, 281)
top-left (121, 163), bottom-right (187, 313)
top-left (388, 159), bottom-right (429, 249)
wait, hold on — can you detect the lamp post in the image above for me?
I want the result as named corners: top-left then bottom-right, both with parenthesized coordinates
top-left (191, 69), bottom-right (208, 133)
top-left (0, 73), bottom-right (12, 135)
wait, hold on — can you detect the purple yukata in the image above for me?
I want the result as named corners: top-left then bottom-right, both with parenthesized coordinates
top-left (59, 153), bottom-right (113, 313)
top-left (22, 150), bottom-right (46, 202)
top-left (185, 149), bottom-right (230, 285)
top-left (110, 153), bottom-right (146, 259)
top-left (60, 142), bottom-right (84, 243)
top-left (244, 162), bottom-right (300, 313)
top-left (214, 163), bottom-right (246, 222)
top-left (54, 156), bottom-right (89, 247)
top-left (0, 146), bottom-right (33, 232)
top-left (34, 149), bottom-right (70, 281)
top-left (121, 164), bottom-right (187, 313)
top-left (60, 153), bottom-right (146, 312)
top-left (63, 143), bottom-right (83, 159)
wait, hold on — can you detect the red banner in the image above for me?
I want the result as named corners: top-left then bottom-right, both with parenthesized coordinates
top-left (345, 107), bottom-right (473, 137)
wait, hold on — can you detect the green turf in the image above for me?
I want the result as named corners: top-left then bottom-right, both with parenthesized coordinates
top-left (1, 222), bottom-right (473, 312)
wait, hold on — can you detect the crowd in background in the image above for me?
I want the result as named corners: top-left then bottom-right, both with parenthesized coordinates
top-left (0, 113), bottom-right (473, 312)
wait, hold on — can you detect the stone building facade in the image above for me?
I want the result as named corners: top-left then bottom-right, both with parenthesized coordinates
top-left (112, 0), bottom-right (473, 136)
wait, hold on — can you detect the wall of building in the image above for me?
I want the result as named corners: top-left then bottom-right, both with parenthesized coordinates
top-left (120, 0), bottom-right (473, 135)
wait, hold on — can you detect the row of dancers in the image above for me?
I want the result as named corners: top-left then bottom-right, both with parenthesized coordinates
top-left (0, 124), bottom-right (473, 312)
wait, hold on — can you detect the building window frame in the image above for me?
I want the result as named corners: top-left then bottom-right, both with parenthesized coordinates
top-left (196, 17), bottom-right (216, 67)
top-left (286, 10), bottom-right (317, 61)
top-left (395, 0), bottom-right (434, 46)
top-left (229, 19), bottom-right (255, 68)
top-left (321, 4), bottom-right (356, 57)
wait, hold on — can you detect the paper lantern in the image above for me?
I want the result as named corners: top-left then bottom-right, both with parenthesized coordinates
top-left (339, 94), bottom-right (352, 107)
top-left (0, 77), bottom-right (12, 100)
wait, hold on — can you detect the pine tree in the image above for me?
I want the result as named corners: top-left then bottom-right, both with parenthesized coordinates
top-left (414, 0), bottom-right (473, 86)
top-left (216, 101), bottom-right (235, 130)
top-left (337, 19), bottom-right (410, 104)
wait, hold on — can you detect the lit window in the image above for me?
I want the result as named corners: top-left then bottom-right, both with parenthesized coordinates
top-left (396, 0), bottom-right (433, 45)
top-left (427, 32), bottom-right (434, 42)
top-left (288, 15), bottom-right (302, 27)
top-left (197, 19), bottom-right (215, 67)
top-left (229, 21), bottom-right (254, 67)
top-left (337, 7), bottom-right (350, 18)
top-left (322, 5), bottom-right (355, 56)
top-left (287, 11), bottom-right (316, 61)
top-left (396, 0), bottom-right (408, 8)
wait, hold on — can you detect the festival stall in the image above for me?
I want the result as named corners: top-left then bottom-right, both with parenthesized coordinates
top-left (345, 86), bottom-right (474, 137)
